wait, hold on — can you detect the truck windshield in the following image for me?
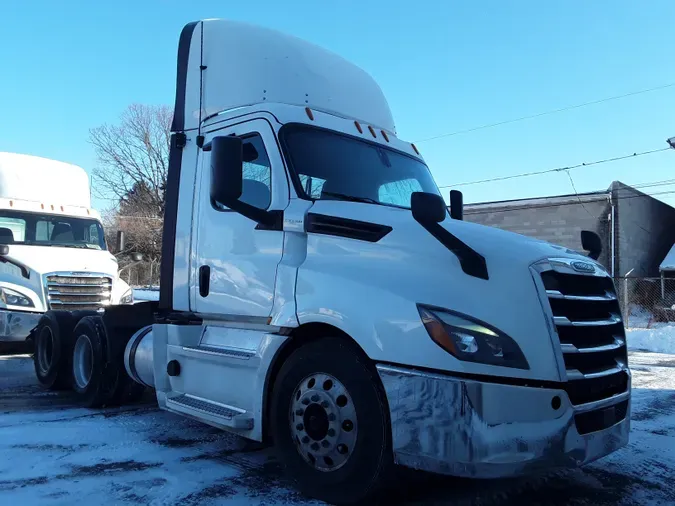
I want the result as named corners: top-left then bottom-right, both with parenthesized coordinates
top-left (281, 124), bottom-right (442, 209)
top-left (0, 210), bottom-right (106, 250)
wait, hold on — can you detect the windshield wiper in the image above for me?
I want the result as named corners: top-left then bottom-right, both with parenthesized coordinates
top-left (321, 192), bottom-right (381, 205)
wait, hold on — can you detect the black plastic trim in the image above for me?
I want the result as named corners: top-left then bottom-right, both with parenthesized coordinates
top-left (306, 213), bottom-right (392, 242)
top-left (0, 256), bottom-right (30, 279)
top-left (255, 210), bottom-right (284, 231)
top-left (171, 21), bottom-right (199, 133)
top-left (159, 133), bottom-right (185, 310)
top-left (415, 219), bottom-right (488, 280)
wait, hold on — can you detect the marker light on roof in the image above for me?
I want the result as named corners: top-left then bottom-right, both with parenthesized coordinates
top-left (368, 126), bottom-right (376, 138)
top-left (305, 107), bottom-right (314, 121)
top-left (381, 130), bottom-right (389, 142)
top-left (412, 143), bottom-right (420, 155)
top-left (354, 121), bottom-right (363, 133)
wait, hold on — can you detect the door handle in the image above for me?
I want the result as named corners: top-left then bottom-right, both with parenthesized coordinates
top-left (199, 265), bottom-right (210, 297)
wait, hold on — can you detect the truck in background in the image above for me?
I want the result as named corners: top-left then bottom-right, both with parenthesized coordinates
top-left (0, 152), bottom-right (133, 352)
top-left (31, 20), bottom-right (631, 505)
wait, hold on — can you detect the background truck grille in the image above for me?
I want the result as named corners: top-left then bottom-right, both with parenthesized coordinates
top-left (46, 274), bottom-right (112, 310)
top-left (540, 267), bottom-right (629, 434)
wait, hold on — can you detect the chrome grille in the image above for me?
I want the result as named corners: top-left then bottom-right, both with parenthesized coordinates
top-left (536, 260), bottom-right (630, 434)
top-left (46, 273), bottom-right (112, 310)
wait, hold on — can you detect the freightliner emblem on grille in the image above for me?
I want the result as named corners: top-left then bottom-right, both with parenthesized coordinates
top-left (571, 261), bottom-right (595, 273)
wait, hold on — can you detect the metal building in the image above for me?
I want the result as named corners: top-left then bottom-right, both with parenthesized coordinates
top-left (464, 181), bottom-right (675, 278)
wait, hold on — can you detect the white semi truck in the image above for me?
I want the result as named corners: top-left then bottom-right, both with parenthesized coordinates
top-left (0, 153), bottom-right (133, 348)
top-left (33, 19), bottom-right (630, 504)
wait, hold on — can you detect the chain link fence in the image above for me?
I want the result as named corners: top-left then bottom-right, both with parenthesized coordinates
top-left (616, 276), bottom-right (675, 329)
top-left (118, 260), bottom-right (161, 288)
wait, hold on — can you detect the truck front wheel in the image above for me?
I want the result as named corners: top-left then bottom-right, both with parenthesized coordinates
top-left (270, 337), bottom-right (394, 504)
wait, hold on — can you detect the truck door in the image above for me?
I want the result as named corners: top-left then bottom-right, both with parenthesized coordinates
top-left (192, 118), bottom-right (288, 317)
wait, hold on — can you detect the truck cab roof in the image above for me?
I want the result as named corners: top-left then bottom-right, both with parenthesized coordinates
top-left (173, 19), bottom-right (396, 135)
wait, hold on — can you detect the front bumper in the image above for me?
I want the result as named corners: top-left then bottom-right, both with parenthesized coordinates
top-left (0, 310), bottom-right (42, 342)
top-left (376, 364), bottom-right (630, 478)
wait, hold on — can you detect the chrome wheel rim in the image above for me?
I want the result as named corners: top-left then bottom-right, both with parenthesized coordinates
top-left (289, 373), bottom-right (358, 472)
top-left (73, 334), bottom-right (94, 390)
top-left (37, 327), bottom-right (54, 375)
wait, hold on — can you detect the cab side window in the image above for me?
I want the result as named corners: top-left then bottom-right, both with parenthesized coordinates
top-left (215, 133), bottom-right (272, 211)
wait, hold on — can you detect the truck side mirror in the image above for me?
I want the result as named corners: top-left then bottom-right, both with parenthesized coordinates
top-left (581, 230), bottom-right (602, 260)
top-left (115, 230), bottom-right (126, 254)
top-left (209, 136), bottom-right (244, 206)
top-left (411, 192), bottom-right (447, 223)
top-left (0, 245), bottom-right (8, 256)
top-left (206, 135), bottom-right (278, 227)
top-left (449, 190), bottom-right (463, 221)
top-left (131, 252), bottom-right (144, 262)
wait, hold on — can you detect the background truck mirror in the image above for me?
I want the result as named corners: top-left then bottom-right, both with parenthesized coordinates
top-left (450, 190), bottom-right (464, 221)
top-left (131, 252), bottom-right (144, 262)
top-left (0, 244), bottom-right (8, 256)
top-left (115, 230), bottom-right (126, 254)
top-left (411, 192), bottom-right (447, 224)
top-left (581, 230), bottom-right (602, 260)
top-left (210, 136), bottom-right (243, 206)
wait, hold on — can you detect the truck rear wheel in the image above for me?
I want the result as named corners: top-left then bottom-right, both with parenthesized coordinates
top-left (71, 316), bottom-right (119, 408)
top-left (270, 337), bottom-right (394, 505)
top-left (33, 311), bottom-right (76, 390)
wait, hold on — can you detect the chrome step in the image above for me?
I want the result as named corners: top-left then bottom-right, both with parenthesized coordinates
top-left (166, 394), bottom-right (253, 430)
top-left (182, 345), bottom-right (255, 360)
top-left (566, 365), bottom-right (624, 381)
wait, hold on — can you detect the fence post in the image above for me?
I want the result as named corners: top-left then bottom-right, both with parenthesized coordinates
top-left (623, 276), bottom-right (629, 327)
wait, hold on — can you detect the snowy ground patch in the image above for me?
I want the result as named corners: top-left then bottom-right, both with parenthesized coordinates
top-left (626, 325), bottom-right (675, 354)
top-left (133, 287), bottom-right (159, 302)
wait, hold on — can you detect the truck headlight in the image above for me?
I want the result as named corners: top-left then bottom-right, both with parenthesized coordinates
top-left (0, 287), bottom-right (34, 308)
top-left (417, 305), bottom-right (529, 370)
top-left (120, 288), bottom-right (134, 305)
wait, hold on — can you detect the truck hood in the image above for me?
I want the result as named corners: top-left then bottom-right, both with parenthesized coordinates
top-left (4, 245), bottom-right (119, 277)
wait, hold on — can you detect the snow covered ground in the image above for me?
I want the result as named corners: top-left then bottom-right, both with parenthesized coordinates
top-left (627, 326), bottom-right (675, 355)
top-left (1, 352), bottom-right (674, 505)
top-left (132, 287), bottom-right (159, 302)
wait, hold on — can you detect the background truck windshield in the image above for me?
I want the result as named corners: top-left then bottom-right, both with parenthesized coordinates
top-left (0, 210), bottom-right (106, 250)
top-left (281, 124), bottom-right (442, 208)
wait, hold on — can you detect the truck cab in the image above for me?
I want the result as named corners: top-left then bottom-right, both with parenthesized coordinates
top-left (34, 19), bottom-right (630, 505)
top-left (0, 152), bottom-right (132, 344)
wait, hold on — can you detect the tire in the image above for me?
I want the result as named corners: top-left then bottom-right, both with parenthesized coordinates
top-left (270, 337), bottom-right (394, 505)
top-left (33, 311), bottom-right (77, 390)
top-left (71, 316), bottom-right (119, 408)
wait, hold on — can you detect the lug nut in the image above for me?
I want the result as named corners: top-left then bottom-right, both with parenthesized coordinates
top-left (321, 440), bottom-right (330, 448)
top-left (296, 423), bottom-right (304, 431)
top-left (311, 442), bottom-right (320, 451)
top-left (337, 444), bottom-right (348, 455)
top-left (295, 409), bottom-right (304, 416)
top-left (302, 398), bottom-right (310, 405)
top-left (302, 436), bottom-right (310, 444)
top-left (311, 394), bottom-right (319, 402)
top-left (328, 413), bottom-right (336, 421)
top-left (327, 428), bottom-right (335, 437)
top-left (321, 400), bottom-right (329, 408)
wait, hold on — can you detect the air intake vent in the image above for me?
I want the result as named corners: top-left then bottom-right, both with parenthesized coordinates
top-left (306, 213), bottom-right (392, 242)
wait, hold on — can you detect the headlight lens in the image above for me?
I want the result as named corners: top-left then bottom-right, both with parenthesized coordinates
top-left (0, 287), bottom-right (34, 308)
top-left (120, 288), bottom-right (134, 305)
top-left (418, 305), bottom-right (529, 369)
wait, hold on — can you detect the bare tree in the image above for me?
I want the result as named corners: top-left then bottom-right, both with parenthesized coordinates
top-left (90, 104), bottom-right (172, 209)
top-left (90, 104), bottom-right (171, 285)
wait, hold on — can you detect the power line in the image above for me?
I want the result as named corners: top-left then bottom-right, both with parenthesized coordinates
top-left (415, 82), bottom-right (675, 144)
top-left (438, 147), bottom-right (671, 189)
